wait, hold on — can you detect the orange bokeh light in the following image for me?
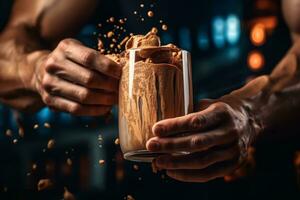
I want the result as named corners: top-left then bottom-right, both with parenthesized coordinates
top-left (250, 23), bottom-right (266, 46)
top-left (248, 51), bottom-right (264, 71)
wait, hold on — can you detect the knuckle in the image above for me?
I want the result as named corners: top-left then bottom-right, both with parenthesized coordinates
top-left (101, 58), bottom-right (111, 71)
top-left (213, 102), bottom-right (232, 119)
top-left (78, 89), bottom-right (90, 103)
top-left (214, 102), bottom-right (230, 112)
top-left (191, 114), bottom-right (206, 129)
top-left (42, 93), bottom-right (52, 105)
top-left (69, 104), bottom-right (82, 115)
top-left (44, 56), bottom-right (57, 72)
top-left (81, 50), bottom-right (97, 66)
top-left (190, 136), bottom-right (204, 149)
top-left (227, 125), bottom-right (240, 139)
top-left (41, 75), bottom-right (53, 91)
top-left (84, 72), bottom-right (96, 85)
top-left (58, 39), bottom-right (74, 50)
top-left (101, 58), bottom-right (120, 77)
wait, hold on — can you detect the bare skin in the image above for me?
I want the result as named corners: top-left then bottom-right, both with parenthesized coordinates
top-left (1, 0), bottom-right (299, 183)
top-left (147, 0), bottom-right (300, 182)
top-left (0, 0), bottom-right (121, 116)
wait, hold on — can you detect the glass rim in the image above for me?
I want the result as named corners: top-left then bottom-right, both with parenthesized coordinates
top-left (127, 47), bottom-right (190, 54)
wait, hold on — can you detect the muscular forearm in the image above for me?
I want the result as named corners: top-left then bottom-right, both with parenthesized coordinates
top-left (223, 41), bottom-right (300, 138)
top-left (0, 24), bottom-right (49, 111)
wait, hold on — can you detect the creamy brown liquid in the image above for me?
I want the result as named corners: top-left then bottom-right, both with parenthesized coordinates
top-left (108, 31), bottom-right (190, 154)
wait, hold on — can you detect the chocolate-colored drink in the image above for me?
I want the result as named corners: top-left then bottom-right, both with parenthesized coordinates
top-left (109, 31), bottom-right (193, 162)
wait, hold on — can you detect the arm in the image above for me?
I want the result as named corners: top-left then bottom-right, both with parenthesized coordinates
top-left (146, 0), bottom-right (300, 182)
top-left (0, 0), bottom-right (121, 115)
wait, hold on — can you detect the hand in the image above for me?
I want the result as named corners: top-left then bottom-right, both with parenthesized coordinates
top-left (146, 99), bottom-right (262, 182)
top-left (34, 39), bottom-right (121, 116)
top-left (223, 147), bottom-right (256, 182)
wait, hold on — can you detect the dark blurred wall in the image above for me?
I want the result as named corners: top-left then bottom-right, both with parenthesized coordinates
top-left (0, 0), bottom-right (12, 31)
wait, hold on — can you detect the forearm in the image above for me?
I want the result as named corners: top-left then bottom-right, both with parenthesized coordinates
top-left (0, 24), bottom-right (49, 111)
top-left (224, 41), bottom-right (300, 139)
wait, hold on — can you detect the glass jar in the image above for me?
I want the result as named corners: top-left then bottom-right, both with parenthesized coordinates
top-left (119, 47), bottom-right (193, 162)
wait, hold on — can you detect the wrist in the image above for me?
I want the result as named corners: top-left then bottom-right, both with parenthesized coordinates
top-left (219, 94), bottom-right (264, 146)
top-left (20, 50), bottom-right (50, 92)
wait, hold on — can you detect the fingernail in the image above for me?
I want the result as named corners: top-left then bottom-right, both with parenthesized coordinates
top-left (148, 140), bottom-right (160, 151)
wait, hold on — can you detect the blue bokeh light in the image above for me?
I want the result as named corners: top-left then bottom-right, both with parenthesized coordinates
top-left (212, 16), bottom-right (226, 48)
top-left (197, 29), bottom-right (209, 50)
top-left (36, 107), bottom-right (52, 122)
top-left (226, 14), bottom-right (241, 45)
top-left (59, 112), bottom-right (73, 124)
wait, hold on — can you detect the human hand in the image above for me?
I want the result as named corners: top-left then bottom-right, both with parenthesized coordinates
top-left (146, 99), bottom-right (261, 182)
top-left (34, 39), bottom-right (121, 116)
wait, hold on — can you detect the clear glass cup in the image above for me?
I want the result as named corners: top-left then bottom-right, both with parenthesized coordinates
top-left (118, 47), bottom-right (193, 162)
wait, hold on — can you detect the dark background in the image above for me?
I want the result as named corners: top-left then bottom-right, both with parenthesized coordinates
top-left (0, 0), bottom-right (299, 199)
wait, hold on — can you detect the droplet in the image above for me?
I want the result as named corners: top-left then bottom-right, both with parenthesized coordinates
top-left (151, 27), bottom-right (158, 34)
top-left (109, 17), bottom-right (115, 23)
top-left (126, 195), bottom-right (135, 200)
top-left (5, 129), bottom-right (12, 137)
top-left (37, 179), bottom-right (53, 191)
top-left (32, 163), bottom-right (37, 170)
top-left (66, 158), bottom-right (72, 166)
top-left (63, 187), bottom-right (75, 200)
top-left (44, 122), bottom-right (51, 128)
top-left (99, 160), bottom-right (105, 165)
top-left (119, 19), bottom-right (125, 24)
top-left (114, 138), bottom-right (120, 145)
top-left (18, 128), bottom-right (24, 137)
top-left (133, 164), bottom-right (139, 171)
top-left (147, 11), bottom-right (154, 18)
top-left (98, 39), bottom-right (104, 50)
top-left (162, 24), bottom-right (168, 31)
top-left (107, 31), bottom-right (114, 38)
top-left (47, 139), bottom-right (55, 149)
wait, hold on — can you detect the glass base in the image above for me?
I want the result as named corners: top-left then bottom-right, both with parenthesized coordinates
top-left (124, 150), bottom-right (190, 163)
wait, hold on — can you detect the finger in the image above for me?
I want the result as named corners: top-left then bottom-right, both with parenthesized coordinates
top-left (166, 160), bottom-right (239, 183)
top-left (41, 92), bottom-right (111, 116)
top-left (146, 127), bottom-right (237, 152)
top-left (59, 39), bottom-right (121, 79)
top-left (42, 75), bottom-right (117, 105)
top-left (155, 144), bottom-right (239, 170)
top-left (152, 103), bottom-right (228, 137)
top-left (46, 58), bottom-right (119, 92)
top-left (223, 168), bottom-right (247, 182)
